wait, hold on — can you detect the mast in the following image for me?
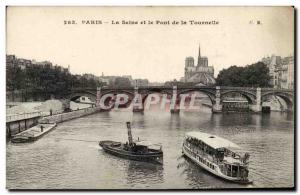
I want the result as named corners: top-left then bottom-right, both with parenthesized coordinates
top-left (126, 122), bottom-right (133, 146)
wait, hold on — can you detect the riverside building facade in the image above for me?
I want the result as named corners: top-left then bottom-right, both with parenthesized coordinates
top-left (261, 55), bottom-right (294, 89)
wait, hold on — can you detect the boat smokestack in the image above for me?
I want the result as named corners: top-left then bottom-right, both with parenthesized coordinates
top-left (126, 122), bottom-right (133, 146)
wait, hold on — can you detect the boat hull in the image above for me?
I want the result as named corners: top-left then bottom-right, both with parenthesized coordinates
top-left (182, 145), bottom-right (252, 184)
top-left (11, 123), bottom-right (57, 143)
top-left (99, 140), bottom-right (163, 164)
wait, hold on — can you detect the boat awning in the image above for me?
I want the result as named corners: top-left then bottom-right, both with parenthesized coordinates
top-left (185, 131), bottom-right (241, 150)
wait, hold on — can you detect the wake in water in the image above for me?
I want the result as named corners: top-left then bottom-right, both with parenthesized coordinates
top-left (55, 138), bottom-right (103, 150)
top-left (177, 154), bottom-right (187, 170)
top-left (88, 144), bottom-right (103, 150)
top-left (54, 138), bottom-right (100, 143)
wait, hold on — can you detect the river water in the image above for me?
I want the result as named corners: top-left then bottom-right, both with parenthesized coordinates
top-left (6, 109), bottom-right (294, 189)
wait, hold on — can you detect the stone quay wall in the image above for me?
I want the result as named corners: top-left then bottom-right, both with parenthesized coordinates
top-left (38, 107), bottom-right (102, 124)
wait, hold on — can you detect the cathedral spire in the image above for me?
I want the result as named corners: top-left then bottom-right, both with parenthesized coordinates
top-left (197, 44), bottom-right (201, 66)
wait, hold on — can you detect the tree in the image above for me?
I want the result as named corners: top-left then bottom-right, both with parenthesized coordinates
top-left (216, 66), bottom-right (244, 86)
top-left (6, 61), bottom-right (105, 93)
top-left (114, 77), bottom-right (132, 88)
top-left (6, 66), bottom-right (25, 90)
top-left (216, 62), bottom-right (271, 87)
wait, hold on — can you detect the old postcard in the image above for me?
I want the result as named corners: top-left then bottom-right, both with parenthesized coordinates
top-left (6, 6), bottom-right (295, 190)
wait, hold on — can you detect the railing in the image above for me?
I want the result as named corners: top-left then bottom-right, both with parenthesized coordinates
top-left (6, 111), bottom-right (42, 123)
top-left (98, 86), bottom-right (292, 91)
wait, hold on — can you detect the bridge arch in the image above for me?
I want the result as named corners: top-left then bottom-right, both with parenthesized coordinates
top-left (220, 90), bottom-right (256, 104)
top-left (69, 91), bottom-right (97, 102)
top-left (261, 91), bottom-right (294, 111)
top-left (100, 90), bottom-right (135, 97)
top-left (141, 89), bottom-right (173, 103)
top-left (99, 90), bottom-right (135, 109)
top-left (177, 89), bottom-right (216, 105)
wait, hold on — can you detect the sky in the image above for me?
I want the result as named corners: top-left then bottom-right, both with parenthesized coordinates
top-left (6, 6), bottom-right (294, 82)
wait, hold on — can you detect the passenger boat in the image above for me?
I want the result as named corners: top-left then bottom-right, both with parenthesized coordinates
top-left (182, 131), bottom-right (252, 184)
top-left (11, 123), bottom-right (57, 143)
top-left (99, 122), bottom-right (163, 164)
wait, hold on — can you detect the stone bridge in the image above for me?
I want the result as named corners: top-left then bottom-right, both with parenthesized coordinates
top-left (66, 86), bottom-right (294, 113)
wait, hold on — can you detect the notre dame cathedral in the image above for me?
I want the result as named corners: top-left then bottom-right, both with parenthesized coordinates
top-left (182, 45), bottom-right (216, 86)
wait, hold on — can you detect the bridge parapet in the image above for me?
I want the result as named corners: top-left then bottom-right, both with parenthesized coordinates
top-left (218, 86), bottom-right (257, 91)
top-left (261, 88), bottom-right (294, 96)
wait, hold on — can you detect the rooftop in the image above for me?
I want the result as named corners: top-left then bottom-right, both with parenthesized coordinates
top-left (185, 131), bottom-right (240, 149)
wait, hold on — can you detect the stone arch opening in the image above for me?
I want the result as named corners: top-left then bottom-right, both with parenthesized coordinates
top-left (100, 90), bottom-right (134, 97)
top-left (220, 90), bottom-right (256, 112)
top-left (69, 91), bottom-right (97, 102)
top-left (178, 89), bottom-right (215, 105)
top-left (68, 91), bottom-right (97, 110)
top-left (70, 95), bottom-right (84, 102)
top-left (142, 90), bottom-right (173, 104)
top-left (221, 90), bottom-right (256, 104)
top-left (141, 91), bottom-right (173, 112)
top-left (177, 89), bottom-right (215, 112)
top-left (262, 92), bottom-right (294, 111)
top-left (100, 90), bottom-right (135, 109)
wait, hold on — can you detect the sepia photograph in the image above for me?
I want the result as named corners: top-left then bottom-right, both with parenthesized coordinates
top-left (5, 6), bottom-right (295, 190)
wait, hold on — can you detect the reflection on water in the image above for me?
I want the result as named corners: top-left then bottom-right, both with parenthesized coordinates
top-left (125, 161), bottom-right (164, 187)
top-left (6, 109), bottom-right (294, 189)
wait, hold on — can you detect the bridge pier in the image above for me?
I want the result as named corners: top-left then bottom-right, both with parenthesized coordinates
top-left (287, 104), bottom-right (294, 112)
top-left (212, 86), bottom-right (222, 113)
top-left (95, 87), bottom-right (112, 111)
top-left (96, 87), bottom-right (101, 107)
top-left (170, 86), bottom-right (180, 114)
top-left (250, 87), bottom-right (262, 113)
top-left (132, 86), bottom-right (144, 112)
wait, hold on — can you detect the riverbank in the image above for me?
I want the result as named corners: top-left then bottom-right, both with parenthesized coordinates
top-left (7, 100), bottom-right (92, 117)
top-left (7, 106), bottom-right (101, 139)
top-left (38, 107), bottom-right (102, 124)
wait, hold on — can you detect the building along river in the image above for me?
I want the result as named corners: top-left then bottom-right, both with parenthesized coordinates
top-left (6, 108), bottom-right (294, 189)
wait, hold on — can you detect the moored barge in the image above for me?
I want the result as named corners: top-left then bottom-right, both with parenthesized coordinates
top-left (11, 123), bottom-right (57, 143)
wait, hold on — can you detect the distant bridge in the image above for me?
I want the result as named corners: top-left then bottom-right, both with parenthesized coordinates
top-left (67, 86), bottom-right (294, 113)
top-left (7, 86), bottom-right (294, 113)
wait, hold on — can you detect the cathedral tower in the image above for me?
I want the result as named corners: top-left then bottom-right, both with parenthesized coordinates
top-left (197, 44), bottom-right (208, 67)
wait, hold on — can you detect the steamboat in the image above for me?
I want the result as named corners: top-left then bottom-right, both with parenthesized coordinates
top-left (182, 131), bottom-right (252, 184)
top-left (99, 122), bottom-right (163, 164)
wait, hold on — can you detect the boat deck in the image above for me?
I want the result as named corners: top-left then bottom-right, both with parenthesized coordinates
top-left (99, 140), bottom-right (163, 164)
top-left (11, 123), bottom-right (57, 143)
top-left (100, 140), bottom-right (163, 155)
